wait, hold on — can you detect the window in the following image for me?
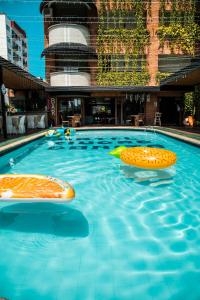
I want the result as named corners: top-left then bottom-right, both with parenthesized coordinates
top-left (111, 55), bottom-right (125, 72)
top-left (160, 11), bottom-right (186, 26)
top-left (12, 31), bottom-right (19, 41)
top-left (124, 12), bottom-right (137, 29)
top-left (23, 51), bottom-right (27, 58)
top-left (127, 56), bottom-right (145, 72)
top-left (13, 43), bottom-right (19, 51)
top-left (64, 66), bottom-right (79, 72)
top-left (106, 11), bottom-right (143, 29)
top-left (101, 55), bottom-right (111, 72)
top-left (23, 60), bottom-right (28, 68)
top-left (13, 53), bottom-right (20, 61)
top-left (106, 11), bottom-right (120, 29)
top-left (160, 11), bottom-right (171, 26)
top-left (59, 98), bottom-right (81, 118)
top-left (7, 37), bottom-right (11, 44)
top-left (109, 55), bottom-right (146, 72)
top-left (6, 25), bottom-right (10, 32)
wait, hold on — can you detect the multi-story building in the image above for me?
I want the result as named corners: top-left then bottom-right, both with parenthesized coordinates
top-left (0, 13), bottom-right (28, 71)
top-left (40, 0), bottom-right (200, 126)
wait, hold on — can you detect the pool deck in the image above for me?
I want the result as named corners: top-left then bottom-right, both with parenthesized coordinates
top-left (154, 127), bottom-right (200, 146)
top-left (0, 126), bottom-right (200, 155)
top-left (0, 130), bottom-right (46, 155)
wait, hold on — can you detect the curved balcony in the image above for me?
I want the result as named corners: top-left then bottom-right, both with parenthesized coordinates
top-left (40, 0), bottom-right (96, 14)
top-left (49, 24), bottom-right (90, 47)
top-left (41, 43), bottom-right (97, 59)
top-left (50, 71), bottom-right (91, 86)
top-left (47, 17), bottom-right (91, 28)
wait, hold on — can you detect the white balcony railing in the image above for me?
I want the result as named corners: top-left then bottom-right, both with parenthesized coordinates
top-left (49, 24), bottom-right (90, 46)
top-left (50, 71), bottom-right (91, 86)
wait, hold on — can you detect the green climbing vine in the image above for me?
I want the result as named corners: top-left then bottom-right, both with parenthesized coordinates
top-left (158, 0), bottom-right (200, 55)
top-left (184, 92), bottom-right (194, 116)
top-left (194, 85), bottom-right (200, 123)
top-left (156, 72), bottom-right (172, 84)
top-left (96, 0), bottom-right (150, 86)
top-left (96, 1), bottom-right (199, 87)
top-left (184, 85), bottom-right (200, 123)
top-left (156, 0), bottom-right (200, 84)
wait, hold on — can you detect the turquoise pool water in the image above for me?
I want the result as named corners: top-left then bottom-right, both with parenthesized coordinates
top-left (0, 130), bottom-right (200, 300)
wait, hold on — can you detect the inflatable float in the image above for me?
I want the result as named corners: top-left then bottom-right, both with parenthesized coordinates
top-left (45, 129), bottom-right (62, 138)
top-left (0, 174), bottom-right (75, 202)
top-left (109, 146), bottom-right (176, 169)
top-left (46, 128), bottom-right (76, 139)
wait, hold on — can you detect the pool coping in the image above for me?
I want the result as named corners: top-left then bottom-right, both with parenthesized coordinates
top-left (76, 126), bottom-right (200, 147)
top-left (0, 131), bottom-right (46, 156)
top-left (153, 128), bottom-right (200, 147)
top-left (0, 126), bottom-right (200, 155)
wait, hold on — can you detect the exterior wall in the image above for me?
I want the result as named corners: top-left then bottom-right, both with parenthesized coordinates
top-left (44, 15), bottom-right (50, 82)
top-left (0, 14), bottom-right (28, 71)
top-left (88, 6), bottom-right (98, 85)
top-left (0, 15), bottom-right (9, 60)
top-left (88, 60), bottom-right (97, 85)
top-left (42, 3), bottom-right (96, 86)
top-left (11, 21), bottom-right (28, 71)
top-left (41, 1), bottom-right (197, 127)
top-left (42, 1), bottom-right (198, 88)
top-left (49, 24), bottom-right (90, 46)
top-left (50, 72), bottom-right (91, 86)
top-left (146, 1), bottom-right (160, 86)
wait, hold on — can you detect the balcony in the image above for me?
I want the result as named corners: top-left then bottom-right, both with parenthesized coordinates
top-left (49, 24), bottom-right (90, 47)
top-left (47, 17), bottom-right (91, 28)
top-left (50, 71), bottom-right (91, 86)
top-left (40, 0), bottom-right (96, 14)
top-left (41, 42), bottom-right (97, 59)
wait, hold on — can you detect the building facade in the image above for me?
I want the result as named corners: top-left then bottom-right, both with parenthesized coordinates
top-left (40, 0), bottom-right (200, 126)
top-left (0, 14), bottom-right (28, 71)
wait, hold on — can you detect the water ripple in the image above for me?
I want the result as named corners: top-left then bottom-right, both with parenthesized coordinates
top-left (0, 130), bottom-right (200, 300)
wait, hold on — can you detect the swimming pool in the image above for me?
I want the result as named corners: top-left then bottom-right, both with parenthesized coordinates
top-left (0, 129), bottom-right (200, 300)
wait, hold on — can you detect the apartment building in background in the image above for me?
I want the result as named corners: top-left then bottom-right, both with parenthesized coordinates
top-left (0, 13), bottom-right (28, 71)
top-left (40, 0), bottom-right (200, 126)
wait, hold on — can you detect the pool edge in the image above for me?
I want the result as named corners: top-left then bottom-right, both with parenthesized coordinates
top-left (0, 126), bottom-right (200, 156)
top-left (76, 126), bottom-right (200, 147)
top-left (0, 131), bottom-right (46, 156)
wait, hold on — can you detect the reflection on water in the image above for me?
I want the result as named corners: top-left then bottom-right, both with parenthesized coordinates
top-left (0, 203), bottom-right (89, 238)
top-left (1, 130), bottom-right (200, 300)
top-left (120, 165), bottom-right (176, 187)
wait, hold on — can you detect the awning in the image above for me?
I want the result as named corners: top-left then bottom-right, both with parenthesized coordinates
top-left (0, 56), bottom-right (49, 139)
top-left (41, 43), bottom-right (97, 59)
top-left (40, 0), bottom-right (97, 14)
top-left (46, 85), bottom-right (160, 93)
top-left (0, 56), bottom-right (48, 90)
top-left (160, 62), bottom-right (200, 89)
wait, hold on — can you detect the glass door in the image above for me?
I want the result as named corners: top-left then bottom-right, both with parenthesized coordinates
top-left (58, 98), bottom-right (81, 124)
top-left (85, 98), bottom-right (115, 125)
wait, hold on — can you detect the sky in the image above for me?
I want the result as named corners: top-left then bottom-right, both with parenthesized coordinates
top-left (0, 0), bottom-right (45, 78)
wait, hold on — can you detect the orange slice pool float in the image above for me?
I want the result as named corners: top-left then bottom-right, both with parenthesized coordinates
top-left (0, 174), bottom-right (75, 202)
